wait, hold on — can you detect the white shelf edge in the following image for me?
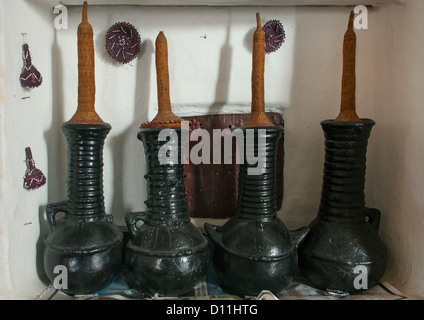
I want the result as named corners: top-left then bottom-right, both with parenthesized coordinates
top-left (39, 0), bottom-right (393, 7)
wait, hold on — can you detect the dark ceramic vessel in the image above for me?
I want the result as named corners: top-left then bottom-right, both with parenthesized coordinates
top-left (44, 123), bottom-right (123, 295)
top-left (298, 119), bottom-right (387, 293)
top-left (205, 126), bottom-right (308, 297)
top-left (124, 126), bottom-right (209, 296)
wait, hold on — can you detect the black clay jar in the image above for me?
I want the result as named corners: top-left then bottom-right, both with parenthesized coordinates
top-left (124, 126), bottom-right (209, 296)
top-left (44, 123), bottom-right (123, 295)
top-left (298, 119), bottom-right (387, 293)
top-left (205, 126), bottom-right (309, 297)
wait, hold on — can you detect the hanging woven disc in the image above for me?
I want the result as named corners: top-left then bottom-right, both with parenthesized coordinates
top-left (263, 20), bottom-right (285, 54)
top-left (23, 147), bottom-right (46, 190)
top-left (20, 43), bottom-right (43, 89)
top-left (105, 22), bottom-right (141, 64)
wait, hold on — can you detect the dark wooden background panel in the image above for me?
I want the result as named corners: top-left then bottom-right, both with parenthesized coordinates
top-left (182, 112), bottom-right (284, 219)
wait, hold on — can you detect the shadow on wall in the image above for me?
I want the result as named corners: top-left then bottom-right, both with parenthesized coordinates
top-left (36, 205), bottom-right (49, 285)
top-left (362, 1), bottom-right (423, 296)
top-left (280, 6), bottom-right (351, 229)
top-left (110, 39), bottom-right (153, 226)
top-left (37, 29), bottom-right (67, 283)
top-left (210, 13), bottom-right (233, 115)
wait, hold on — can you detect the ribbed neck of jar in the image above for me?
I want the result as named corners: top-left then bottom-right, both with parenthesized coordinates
top-left (138, 126), bottom-right (190, 224)
top-left (61, 122), bottom-right (111, 217)
top-left (318, 119), bottom-right (374, 222)
top-left (236, 126), bottom-right (283, 220)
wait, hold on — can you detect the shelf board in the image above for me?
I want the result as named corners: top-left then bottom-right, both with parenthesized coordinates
top-left (47, 0), bottom-right (392, 7)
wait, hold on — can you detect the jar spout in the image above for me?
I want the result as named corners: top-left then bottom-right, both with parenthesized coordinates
top-left (204, 223), bottom-right (223, 246)
top-left (289, 226), bottom-right (309, 248)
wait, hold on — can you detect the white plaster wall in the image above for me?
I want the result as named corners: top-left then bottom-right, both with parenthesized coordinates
top-left (0, 0), bottom-right (54, 299)
top-left (1, 0), bottom-right (423, 299)
top-left (357, 0), bottom-right (424, 298)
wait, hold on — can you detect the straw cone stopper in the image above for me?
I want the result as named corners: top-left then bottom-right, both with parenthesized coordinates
top-left (243, 12), bottom-right (273, 128)
top-left (68, 1), bottom-right (104, 124)
top-left (140, 31), bottom-right (183, 128)
top-left (335, 11), bottom-right (361, 122)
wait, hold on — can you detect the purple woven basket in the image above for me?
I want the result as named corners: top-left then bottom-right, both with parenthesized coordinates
top-left (263, 20), bottom-right (285, 53)
top-left (105, 22), bottom-right (141, 64)
top-left (20, 44), bottom-right (43, 88)
top-left (23, 147), bottom-right (46, 190)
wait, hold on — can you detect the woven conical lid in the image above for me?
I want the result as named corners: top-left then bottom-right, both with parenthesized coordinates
top-left (242, 13), bottom-right (273, 128)
top-left (335, 11), bottom-right (361, 122)
top-left (67, 1), bottom-right (104, 125)
top-left (140, 31), bottom-right (183, 128)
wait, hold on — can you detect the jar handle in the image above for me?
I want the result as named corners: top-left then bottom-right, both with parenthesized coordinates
top-left (46, 200), bottom-right (69, 231)
top-left (125, 212), bottom-right (147, 237)
top-left (103, 214), bottom-right (114, 224)
top-left (365, 207), bottom-right (381, 232)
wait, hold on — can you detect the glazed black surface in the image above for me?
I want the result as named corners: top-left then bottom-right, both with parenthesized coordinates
top-left (44, 123), bottom-right (123, 295)
top-left (298, 119), bottom-right (387, 293)
top-left (205, 126), bottom-right (308, 297)
top-left (124, 126), bottom-right (209, 296)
